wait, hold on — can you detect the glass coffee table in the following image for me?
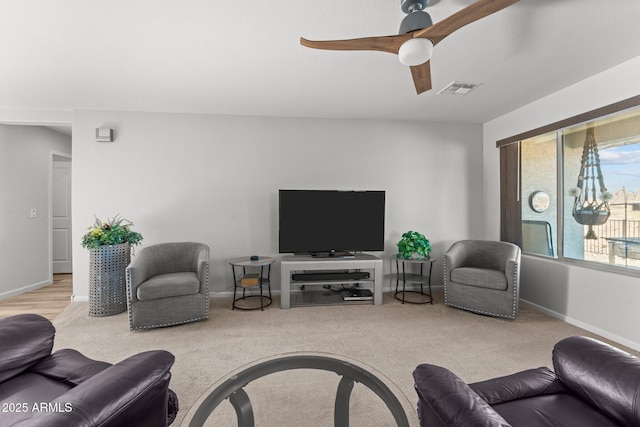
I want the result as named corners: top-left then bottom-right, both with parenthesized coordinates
top-left (183, 352), bottom-right (418, 426)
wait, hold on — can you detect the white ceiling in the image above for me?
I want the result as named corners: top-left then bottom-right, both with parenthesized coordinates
top-left (2, 0), bottom-right (640, 125)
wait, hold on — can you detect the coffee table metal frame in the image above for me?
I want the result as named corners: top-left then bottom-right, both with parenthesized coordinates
top-left (187, 354), bottom-right (410, 427)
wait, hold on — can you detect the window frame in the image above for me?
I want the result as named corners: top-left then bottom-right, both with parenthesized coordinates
top-left (498, 94), bottom-right (640, 277)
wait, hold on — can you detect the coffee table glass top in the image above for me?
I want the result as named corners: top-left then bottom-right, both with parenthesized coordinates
top-left (183, 351), bottom-right (418, 426)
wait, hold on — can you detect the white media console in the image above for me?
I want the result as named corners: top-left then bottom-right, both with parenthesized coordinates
top-left (280, 253), bottom-right (383, 309)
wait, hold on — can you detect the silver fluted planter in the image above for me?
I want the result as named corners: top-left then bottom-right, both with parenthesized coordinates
top-left (88, 243), bottom-right (130, 317)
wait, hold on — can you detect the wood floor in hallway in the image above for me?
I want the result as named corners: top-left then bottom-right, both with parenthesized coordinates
top-left (0, 274), bottom-right (72, 321)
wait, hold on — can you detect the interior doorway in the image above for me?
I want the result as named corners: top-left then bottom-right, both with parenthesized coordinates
top-left (52, 153), bottom-right (72, 274)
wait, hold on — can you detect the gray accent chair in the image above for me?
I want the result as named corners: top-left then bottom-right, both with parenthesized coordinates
top-left (443, 240), bottom-right (521, 319)
top-left (126, 242), bottom-right (210, 330)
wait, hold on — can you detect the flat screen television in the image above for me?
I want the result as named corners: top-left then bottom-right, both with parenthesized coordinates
top-left (279, 190), bottom-right (385, 256)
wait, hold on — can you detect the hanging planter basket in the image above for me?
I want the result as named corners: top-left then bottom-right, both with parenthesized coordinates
top-left (573, 207), bottom-right (610, 240)
top-left (573, 207), bottom-right (610, 227)
top-left (570, 123), bottom-right (611, 239)
top-left (89, 243), bottom-right (131, 317)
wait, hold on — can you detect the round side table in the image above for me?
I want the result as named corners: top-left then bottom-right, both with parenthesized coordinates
top-left (229, 256), bottom-right (275, 311)
top-left (392, 257), bottom-right (434, 304)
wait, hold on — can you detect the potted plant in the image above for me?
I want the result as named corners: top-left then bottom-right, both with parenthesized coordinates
top-left (81, 214), bottom-right (143, 249)
top-left (396, 231), bottom-right (431, 260)
top-left (81, 215), bottom-right (143, 317)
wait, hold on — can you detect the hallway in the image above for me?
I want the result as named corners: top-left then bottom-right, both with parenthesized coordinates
top-left (0, 274), bottom-right (72, 320)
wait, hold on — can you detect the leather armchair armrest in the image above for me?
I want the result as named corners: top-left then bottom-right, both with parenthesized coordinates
top-left (0, 314), bottom-right (55, 383)
top-left (553, 335), bottom-right (640, 426)
top-left (469, 367), bottom-right (567, 405)
top-left (413, 364), bottom-right (511, 427)
top-left (30, 349), bottom-right (112, 386)
top-left (15, 350), bottom-right (175, 427)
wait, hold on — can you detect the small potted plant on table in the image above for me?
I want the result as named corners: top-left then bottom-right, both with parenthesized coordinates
top-left (396, 230), bottom-right (431, 260)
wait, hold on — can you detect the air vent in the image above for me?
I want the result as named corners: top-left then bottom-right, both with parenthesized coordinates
top-left (437, 81), bottom-right (482, 96)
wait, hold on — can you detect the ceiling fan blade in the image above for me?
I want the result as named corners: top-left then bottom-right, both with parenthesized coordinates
top-left (410, 61), bottom-right (432, 94)
top-left (415, 0), bottom-right (520, 45)
top-left (301, 0), bottom-right (518, 95)
top-left (300, 33), bottom-right (412, 55)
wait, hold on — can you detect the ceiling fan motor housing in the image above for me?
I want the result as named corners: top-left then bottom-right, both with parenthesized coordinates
top-left (399, 11), bottom-right (433, 34)
top-left (399, 0), bottom-right (432, 34)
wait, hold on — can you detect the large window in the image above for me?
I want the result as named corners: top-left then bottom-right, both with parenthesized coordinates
top-left (499, 96), bottom-right (640, 273)
top-left (563, 110), bottom-right (640, 268)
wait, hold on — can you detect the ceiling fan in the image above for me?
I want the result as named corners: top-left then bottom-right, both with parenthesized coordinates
top-left (300, 0), bottom-right (520, 94)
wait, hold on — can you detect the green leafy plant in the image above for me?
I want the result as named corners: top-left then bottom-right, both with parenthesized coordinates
top-left (396, 231), bottom-right (431, 260)
top-left (81, 214), bottom-right (143, 249)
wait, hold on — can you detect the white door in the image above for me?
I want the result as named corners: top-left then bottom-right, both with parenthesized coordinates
top-left (52, 160), bottom-right (72, 273)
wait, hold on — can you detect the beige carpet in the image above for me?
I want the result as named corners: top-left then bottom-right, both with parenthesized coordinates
top-left (52, 291), bottom-right (613, 426)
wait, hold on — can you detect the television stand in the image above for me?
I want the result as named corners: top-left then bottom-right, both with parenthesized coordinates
top-left (280, 254), bottom-right (383, 309)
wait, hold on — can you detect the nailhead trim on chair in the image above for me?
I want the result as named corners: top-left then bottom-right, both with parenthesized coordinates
top-left (126, 267), bottom-right (135, 329)
top-left (511, 261), bottom-right (518, 319)
top-left (203, 259), bottom-right (210, 318)
top-left (443, 255), bottom-right (449, 304)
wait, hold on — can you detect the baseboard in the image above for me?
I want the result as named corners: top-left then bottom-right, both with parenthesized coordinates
top-left (0, 280), bottom-right (51, 300)
top-left (72, 295), bottom-right (89, 302)
top-left (520, 298), bottom-right (640, 352)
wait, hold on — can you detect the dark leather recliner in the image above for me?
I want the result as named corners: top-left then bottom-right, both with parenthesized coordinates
top-left (0, 313), bottom-right (178, 426)
top-left (413, 336), bottom-right (640, 426)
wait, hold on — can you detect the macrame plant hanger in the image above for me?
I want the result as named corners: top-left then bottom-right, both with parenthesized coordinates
top-left (572, 122), bottom-right (611, 239)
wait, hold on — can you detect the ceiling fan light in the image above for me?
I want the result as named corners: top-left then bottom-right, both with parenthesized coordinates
top-left (398, 38), bottom-right (433, 66)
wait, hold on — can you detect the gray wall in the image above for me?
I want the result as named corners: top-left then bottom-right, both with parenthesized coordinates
top-left (0, 124), bottom-right (71, 298)
top-left (71, 110), bottom-right (484, 299)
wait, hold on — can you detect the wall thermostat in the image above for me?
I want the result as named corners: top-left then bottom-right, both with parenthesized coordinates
top-left (96, 128), bottom-right (114, 142)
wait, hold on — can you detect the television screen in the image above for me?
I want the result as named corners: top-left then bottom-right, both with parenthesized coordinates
top-left (279, 190), bottom-right (385, 255)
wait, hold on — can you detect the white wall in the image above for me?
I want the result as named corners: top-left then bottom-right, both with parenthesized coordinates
top-left (0, 124), bottom-right (72, 298)
top-left (483, 55), bottom-right (640, 350)
top-left (72, 110), bottom-right (483, 299)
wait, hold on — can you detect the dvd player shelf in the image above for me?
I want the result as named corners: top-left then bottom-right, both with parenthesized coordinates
top-left (280, 254), bottom-right (383, 309)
